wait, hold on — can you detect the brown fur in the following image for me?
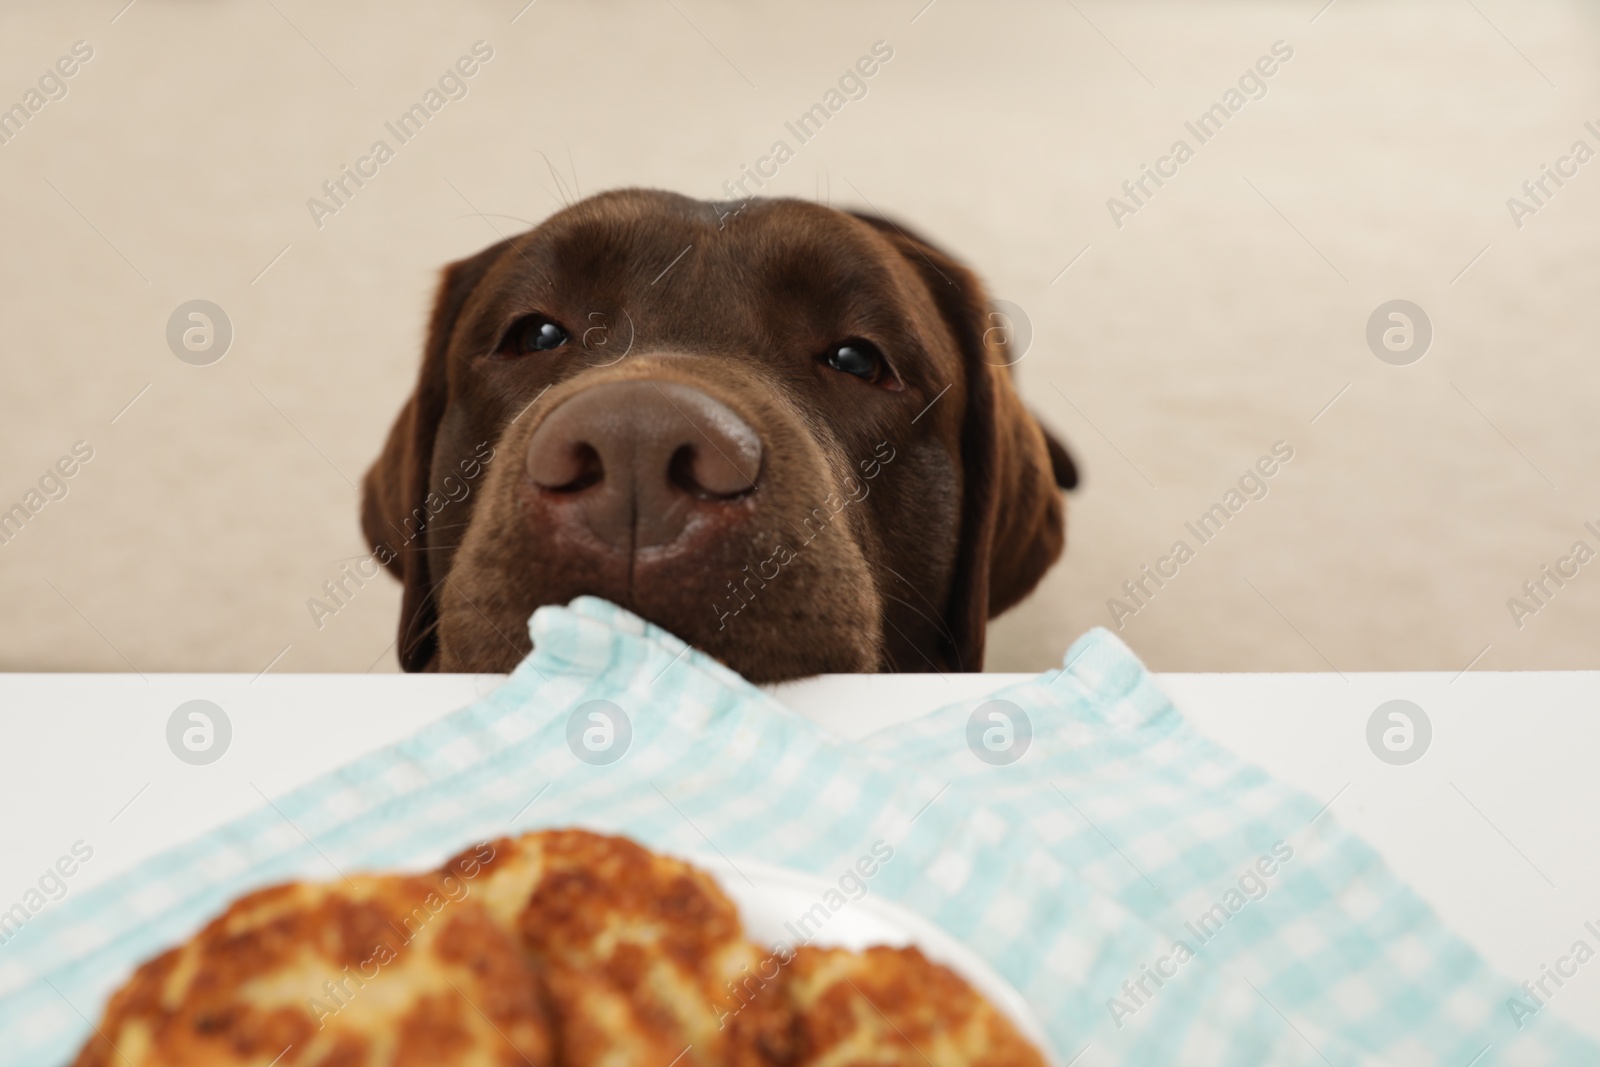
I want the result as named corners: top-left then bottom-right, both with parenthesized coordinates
top-left (362, 189), bottom-right (1073, 681)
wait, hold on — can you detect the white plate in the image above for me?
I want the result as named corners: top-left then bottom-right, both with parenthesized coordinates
top-left (693, 855), bottom-right (1058, 1064)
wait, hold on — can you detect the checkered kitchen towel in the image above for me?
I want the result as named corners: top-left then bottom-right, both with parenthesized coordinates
top-left (0, 597), bottom-right (1590, 1066)
top-left (865, 635), bottom-right (1599, 1066)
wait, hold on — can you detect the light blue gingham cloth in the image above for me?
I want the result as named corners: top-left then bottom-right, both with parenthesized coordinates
top-left (0, 597), bottom-right (1589, 1066)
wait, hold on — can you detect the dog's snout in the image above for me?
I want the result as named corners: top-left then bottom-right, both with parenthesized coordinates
top-left (523, 380), bottom-right (762, 550)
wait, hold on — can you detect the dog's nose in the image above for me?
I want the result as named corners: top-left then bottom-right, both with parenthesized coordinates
top-left (524, 380), bottom-right (762, 550)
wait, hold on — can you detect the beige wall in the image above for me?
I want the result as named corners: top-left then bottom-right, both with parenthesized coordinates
top-left (2, 0), bottom-right (1598, 673)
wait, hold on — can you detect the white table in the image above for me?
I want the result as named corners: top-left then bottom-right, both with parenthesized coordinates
top-left (1, 671), bottom-right (1596, 1040)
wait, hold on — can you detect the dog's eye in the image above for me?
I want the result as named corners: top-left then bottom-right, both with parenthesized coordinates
top-left (498, 316), bottom-right (569, 357)
top-left (822, 340), bottom-right (885, 383)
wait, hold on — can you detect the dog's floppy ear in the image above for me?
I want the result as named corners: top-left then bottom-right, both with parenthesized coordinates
top-left (361, 239), bottom-right (510, 671)
top-left (1041, 417), bottom-right (1079, 490)
top-left (850, 212), bottom-right (1072, 671)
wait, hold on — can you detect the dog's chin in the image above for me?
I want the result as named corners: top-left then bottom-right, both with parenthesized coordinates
top-left (433, 538), bottom-right (886, 683)
top-left (434, 590), bottom-right (884, 682)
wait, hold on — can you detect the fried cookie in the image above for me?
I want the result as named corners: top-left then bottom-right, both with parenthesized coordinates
top-left (71, 871), bottom-right (552, 1067)
top-left (731, 945), bottom-right (1048, 1067)
top-left (449, 829), bottom-right (770, 1067)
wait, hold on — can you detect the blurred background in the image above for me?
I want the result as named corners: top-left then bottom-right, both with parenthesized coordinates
top-left (2, 0), bottom-right (1598, 674)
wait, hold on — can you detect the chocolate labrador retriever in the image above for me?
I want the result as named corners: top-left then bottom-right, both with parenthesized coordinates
top-left (362, 189), bottom-right (1076, 682)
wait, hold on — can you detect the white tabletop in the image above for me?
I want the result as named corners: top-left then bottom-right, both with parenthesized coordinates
top-left (1, 670), bottom-right (1596, 1041)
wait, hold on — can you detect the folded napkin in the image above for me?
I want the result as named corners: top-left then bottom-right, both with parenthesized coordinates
top-left (0, 598), bottom-right (1588, 1067)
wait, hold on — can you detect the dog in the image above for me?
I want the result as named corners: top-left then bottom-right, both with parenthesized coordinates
top-left (362, 189), bottom-right (1076, 682)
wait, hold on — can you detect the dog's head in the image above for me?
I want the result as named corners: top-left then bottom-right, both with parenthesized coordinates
top-left (362, 189), bottom-right (1075, 682)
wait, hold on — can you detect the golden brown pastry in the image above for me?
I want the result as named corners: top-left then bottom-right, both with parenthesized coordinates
top-left (447, 829), bottom-right (774, 1067)
top-left (729, 945), bottom-right (1049, 1067)
top-left (70, 868), bottom-right (553, 1067)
